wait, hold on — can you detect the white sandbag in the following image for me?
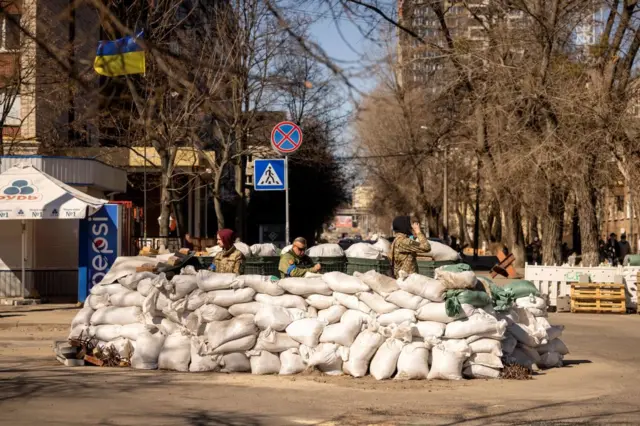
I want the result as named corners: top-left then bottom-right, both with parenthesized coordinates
top-left (469, 338), bottom-right (503, 356)
top-left (463, 364), bottom-right (501, 379)
top-left (537, 338), bottom-right (569, 355)
top-left (168, 275), bottom-right (198, 300)
top-left (233, 275), bottom-right (285, 296)
top-left (89, 325), bottom-right (122, 341)
top-left (546, 325), bottom-right (564, 341)
top-left (344, 242), bottom-right (383, 260)
top-left (357, 292), bottom-right (398, 314)
top-left (319, 319), bottom-right (363, 347)
top-left (343, 326), bottom-right (386, 377)
top-left (150, 316), bottom-right (181, 335)
top-left (247, 350), bottom-right (281, 375)
top-left (205, 316), bottom-right (258, 349)
top-left (180, 265), bottom-right (197, 275)
top-left (91, 306), bottom-right (142, 326)
top-left (279, 348), bottom-right (306, 375)
top-left (158, 332), bottom-right (191, 371)
top-left (416, 302), bottom-right (465, 323)
top-left (323, 271), bottom-right (370, 293)
top-left (370, 336), bottom-right (406, 380)
top-left (466, 352), bottom-right (503, 369)
top-left (137, 278), bottom-right (155, 297)
top-left (250, 243), bottom-right (278, 257)
top-left (428, 241), bottom-right (460, 261)
top-left (86, 294), bottom-right (110, 310)
top-left (286, 318), bottom-right (326, 347)
top-left (385, 290), bottom-right (425, 310)
top-left (444, 313), bottom-right (506, 339)
top-left (219, 352), bottom-right (251, 373)
top-left (254, 328), bottom-right (300, 352)
top-left (228, 302), bottom-right (263, 317)
top-left (254, 305), bottom-right (295, 331)
top-left (301, 343), bottom-right (348, 375)
top-left (507, 323), bottom-right (547, 347)
top-left (413, 321), bottom-right (445, 339)
top-left (372, 238), bottom-right (391, 256)
top-left (515, 295), bottom-right (546, 310)
top-left (398, 274), bottom-right (445, 302)
top-left (96, 256), bottom-right (160, 285)
top-left (196, 304), bottom-right (232, 323)
top-left (306, 243), bottom-right (344, 257)
top-left (71, 305), bottom-right (95, 328)
top-left (118, 271), bottom-right (157, 290)
top-left (90, 283), bottom-right (129, 296)
top-left (395, 342), bottom-right (429, 380)
top-left (68, 324), bottom-right (89, 340)
top-left (281, 244), bottom-right (292, 254)
top-left (142, 287), bottom-right (170, 317)
top-left (428, 340), bottom-right (471, 380)
top-left (306, 294), bottom-right (336, 310)
top-left (377, 309), bottom-right (416, 326)
top-left (317, 305), bottom-right (347, 324)
top-left (196, 270), bottom-right (237, 291)
top-left (131, 326), bottom-right (166, 370)
top-left (104, 337), bottom-right (135, 359)
top-left (180, 289), bottom-right (206, 311)
top-left (255, 293), bottom-right (307, 310)
top-left (535, 316), bottom-right (552, 330)
top-left (119, 323), bottom-right (148, 341)
top-left (539, 351), bottom-right (563, 368)
top-left (340, 309), bottom-right (374, 326)
top-left (333, 292), bottom-right (373, 314)
top-left (278, 277), bottom-right (332, 296)
top-left (211, 334), bottom-right (257, 354)
top-left (527, 307), bottom-right (548, 317)
top-left (207, 288), bottom-right (256, 307)
top-left (109, 291), bottom-right (145, 307)
top-left (189, 338), bottom-right (219, 372)
top-left (307, 306), bottom-right (318, 318)
top-left (233, 242), bottom-right (251, 257)
top-left (355, 271), bottom-right (398, 297)
top-left (434, 269), bottom-right (477, 290)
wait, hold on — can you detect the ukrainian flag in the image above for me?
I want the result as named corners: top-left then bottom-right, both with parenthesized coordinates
top-left (94, 31), bottom-right (145, 77)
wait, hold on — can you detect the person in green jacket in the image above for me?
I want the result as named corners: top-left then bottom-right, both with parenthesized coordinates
top-left (279, 237), bottom-right (321, 278)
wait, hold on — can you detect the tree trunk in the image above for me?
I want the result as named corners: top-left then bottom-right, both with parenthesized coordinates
top-left (542, 185), bottom-right (566, 265)
top-left (502, 199), bottom-right (526, 268)
top-left (158, 151), bottom-right (172, 239)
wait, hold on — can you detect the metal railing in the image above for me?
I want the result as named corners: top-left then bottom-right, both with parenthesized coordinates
top-left (130, 237), bottom-right (182, 254)
top-left (0, 269), bottom-right (78, 301)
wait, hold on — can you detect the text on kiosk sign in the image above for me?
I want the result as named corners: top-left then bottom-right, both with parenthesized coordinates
top-left (89, 214), bottom-right (115, 287)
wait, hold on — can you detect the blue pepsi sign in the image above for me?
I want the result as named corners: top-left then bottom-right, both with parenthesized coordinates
top-left (78, 204), bottom-right (122, 302)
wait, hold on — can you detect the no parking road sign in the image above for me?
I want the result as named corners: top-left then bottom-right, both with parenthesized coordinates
top-left (271, 121), bottom-right (303, 154)
top-left (254, 159), bottom-right (285, 191)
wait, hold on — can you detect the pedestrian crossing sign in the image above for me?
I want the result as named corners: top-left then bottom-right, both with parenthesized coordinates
top-left (254, 159), bottom-right (285, 191)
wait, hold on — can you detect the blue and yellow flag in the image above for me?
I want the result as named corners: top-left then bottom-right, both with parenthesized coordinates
top-left (94, 31), bottom-right (145, 77)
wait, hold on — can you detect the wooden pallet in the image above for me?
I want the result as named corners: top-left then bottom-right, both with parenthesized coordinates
top-left (570, 283), bottom-right (626, 314)
top-left (570, 283), bottom-right (625, 300)
top-left (570, 299), bottom-right (626, 313)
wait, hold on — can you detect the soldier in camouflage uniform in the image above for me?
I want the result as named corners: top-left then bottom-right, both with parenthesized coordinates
top-left (212, 229), bottom-right (245, 274)
top-left (279, 237), bottom-right (321, 278)
top-left (390, 216), bottom-right (431, 278)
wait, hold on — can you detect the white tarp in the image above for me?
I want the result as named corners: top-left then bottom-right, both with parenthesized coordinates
top-left (0, 164), bottom-right (107, 219)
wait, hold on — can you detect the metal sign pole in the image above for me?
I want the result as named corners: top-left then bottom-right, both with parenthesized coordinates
top-left (285, 155), bottom-right (290, 245)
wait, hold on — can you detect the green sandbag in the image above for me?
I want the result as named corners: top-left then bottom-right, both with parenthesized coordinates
top-left (444, 289), bottom-right (492, 317)
top-left (438, 263), bottom-right (472, 273)
top-left (477, 276), bottom-right (515, 311)
top-left (504, 280), bottom-right (539, 299)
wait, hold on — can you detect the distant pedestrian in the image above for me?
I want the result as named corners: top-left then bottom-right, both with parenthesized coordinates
top-left (531, 237), bottom-right (542, 264)
top-left (606, 233), bottom-right (620, 266)
top-left (618, 234), bottom-right (631, 265)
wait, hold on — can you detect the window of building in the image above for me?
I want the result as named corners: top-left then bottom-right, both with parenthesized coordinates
top-left (0, 14), bottom-right (21, 51)
top-left (616, 195), bottom-right (625, 212)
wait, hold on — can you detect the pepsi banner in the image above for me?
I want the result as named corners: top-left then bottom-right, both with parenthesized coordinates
top-left (78, 204), bottom-right (122, 302)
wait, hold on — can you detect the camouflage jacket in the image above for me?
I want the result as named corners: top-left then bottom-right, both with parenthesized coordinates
top-left (390, 232), bottom-right (431, 278)
top-left (213, 246), bottom-right (245, 274)
top-left (279, 251), bottom-right (314, 278)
